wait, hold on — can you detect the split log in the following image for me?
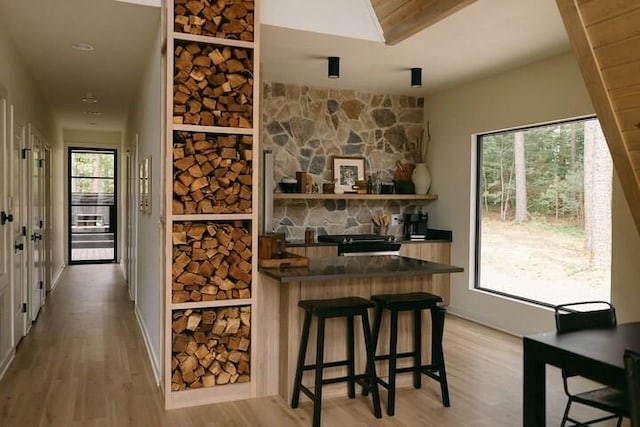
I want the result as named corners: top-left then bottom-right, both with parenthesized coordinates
top-left (172, 221), bottom-right (252, 303)
top-left (173, 131), bottom-right (252, 214)
top-left (173, 42), bottom-right (253, 128)
top-left (171, 306), bottom-right (251, 391)
top-left (174, 0), bottom-right (254, 41)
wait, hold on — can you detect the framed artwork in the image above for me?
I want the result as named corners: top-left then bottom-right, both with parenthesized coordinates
top-left (139, 156), bottom-right (151, 214)
top-left (332, 156), bottom-right (365, 193)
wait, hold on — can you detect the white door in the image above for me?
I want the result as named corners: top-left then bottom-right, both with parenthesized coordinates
top-left (127, 136), bottom-right (138, 301)
top-left (11, 111), bottom-right (27, 341)
top-left (28, 127), bottom-right (43, 321)
top-left (40, 145), bottom-right (49, 293)
top-left (0, 94), bottom-right (12, 361)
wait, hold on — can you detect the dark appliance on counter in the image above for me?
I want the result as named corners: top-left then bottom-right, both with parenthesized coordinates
top-left (317, 234), bottom-right (401, 256)
top-left (403, 211), bottom-right (429, 240)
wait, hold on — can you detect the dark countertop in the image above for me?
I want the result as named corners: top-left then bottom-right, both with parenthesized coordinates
top-left (259, 255), bottom-right (464, 283)
top-left (286, 228), bottom-right (452, 247)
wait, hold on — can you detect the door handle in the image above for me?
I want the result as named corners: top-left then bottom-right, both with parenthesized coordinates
top-left (15, 242), bottom-right (24, 251)
top-left (31, 233), bottom-right (42, 241)
top-left (1, 211), bottom-right (13, 225)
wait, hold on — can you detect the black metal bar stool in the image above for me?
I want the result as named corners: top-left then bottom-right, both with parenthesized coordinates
top-left (291, 296), bottom-right (382, 427)
top-left (369, 291), bottom-right (450, 416)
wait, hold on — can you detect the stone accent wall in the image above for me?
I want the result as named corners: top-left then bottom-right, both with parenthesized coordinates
top-left (263, 82), bottom-right (426, 238)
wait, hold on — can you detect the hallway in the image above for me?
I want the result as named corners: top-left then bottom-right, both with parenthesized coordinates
top-left (0, 265), bottom-right (307, 427)
top-left (0, 264), bottom-right (164, 426)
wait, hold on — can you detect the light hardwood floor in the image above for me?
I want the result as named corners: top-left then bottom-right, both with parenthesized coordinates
top-left (0, 264), bottom-right (628, 426)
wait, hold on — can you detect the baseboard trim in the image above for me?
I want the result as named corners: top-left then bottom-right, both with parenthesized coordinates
top-left (49, 264), bottom-right (66, 292)
top-left (134, 305), bottom-right (161, 386)
top-left (0, 349), bottom-right (15, 383)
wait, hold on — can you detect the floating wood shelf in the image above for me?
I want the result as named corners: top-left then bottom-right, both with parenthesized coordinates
top-left (172, 298), bottom-right (254, 311)
top-left (273, 193), bottom-right (438, 201)
top-left (172, 33), bottom-right (254, 49)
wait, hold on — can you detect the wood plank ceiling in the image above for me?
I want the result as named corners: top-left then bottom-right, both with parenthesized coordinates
top-left (370, 0), bottom-right (477, 45)
top-left (556, 0), bottom-right (640, 235)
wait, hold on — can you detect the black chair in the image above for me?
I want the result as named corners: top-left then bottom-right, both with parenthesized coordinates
top-left (291, 297), bottom-right (382, 427)
top-left (625, 348), bottom-right (640, 427)
top-left (368, 292), bottom-right (449, 416)
top-left (554, 301), bottom-right (628, 427)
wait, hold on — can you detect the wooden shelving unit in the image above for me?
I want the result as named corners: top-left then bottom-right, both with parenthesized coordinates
top-left (273, 193), bottom-right (438, 201)
top-left (163, 0), bottom-right (260, 409)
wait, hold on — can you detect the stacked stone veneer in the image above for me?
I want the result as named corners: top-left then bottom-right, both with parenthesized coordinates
top-left (263, 82), bottom-right (427, 239)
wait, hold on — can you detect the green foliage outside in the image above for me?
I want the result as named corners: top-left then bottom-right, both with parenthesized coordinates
top-left (480, 120), bottom-right (586, 228)
top-left (71, 152), bottom-right (115, 194)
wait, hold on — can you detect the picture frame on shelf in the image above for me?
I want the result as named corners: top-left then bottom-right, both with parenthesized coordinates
top-left (332, 156), bottom-right (365, 194)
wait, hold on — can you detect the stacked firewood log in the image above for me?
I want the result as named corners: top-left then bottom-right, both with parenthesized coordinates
top-left (174, 0), bottom-right (254, 41)
top-left (172, 222), bottom-right (252, 303)
top-left (173, 42), bottom-right (253, 127)
top-left (171, 306), bottom-right (251, 390)
top-left (173, 131), bottom-right (252, 214)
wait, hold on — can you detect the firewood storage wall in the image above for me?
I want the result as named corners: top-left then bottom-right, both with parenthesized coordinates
top-left (164, 0), bottom-right (260, 409)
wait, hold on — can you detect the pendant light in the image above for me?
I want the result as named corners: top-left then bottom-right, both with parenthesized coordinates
top-left (411, 67), bottom-right (422, 88)
top-left (328, 56), bottom-right (340, 79)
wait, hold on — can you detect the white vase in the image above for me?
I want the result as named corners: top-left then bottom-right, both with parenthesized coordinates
top-left (412, 163), bottom-right (431, 195)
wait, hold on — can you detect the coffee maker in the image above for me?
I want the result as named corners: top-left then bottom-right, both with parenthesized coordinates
top-left (403, 211), bottom-right (428, 240)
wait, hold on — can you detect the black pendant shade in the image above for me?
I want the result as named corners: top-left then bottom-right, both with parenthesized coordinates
top-left (328, 56), bottom-right (340, 79)
top-left (411, 67), bottom-right (422, 88)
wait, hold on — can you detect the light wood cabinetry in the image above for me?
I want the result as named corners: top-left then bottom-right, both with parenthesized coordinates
top-left (163, 0), bottom-right (260, 409)
top-left (285, 245), bottom-right (337, 258)
top-left (399, 242), bottom-right (451, 304)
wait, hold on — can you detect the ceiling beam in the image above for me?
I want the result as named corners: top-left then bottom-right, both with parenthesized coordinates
top-left (556, 0), bottom-right (640, 236)
top-left (371, 0), bottom-right (477, 45)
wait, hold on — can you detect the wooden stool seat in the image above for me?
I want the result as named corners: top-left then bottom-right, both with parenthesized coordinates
top-left (298, 297), bottom-right (374, 317)
top-left (369, 291), bottom-right (450, 416)
top-left (291, 297), bottom-right (382, 427)
top-left (370, 292), bottom-right (442, 310)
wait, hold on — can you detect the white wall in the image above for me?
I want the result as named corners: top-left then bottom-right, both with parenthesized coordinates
top-left (0, 26), bottom-right (55, 143)
top-left (124, 11), bottom-right (163, 382)
top-left (611, 174), bottom-right (640, 323)
top-left (424, 51), bottom-right (640, 335)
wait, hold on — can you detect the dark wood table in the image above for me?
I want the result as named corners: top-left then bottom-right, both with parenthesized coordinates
top-left (523, 322), bottom-right (640, 426)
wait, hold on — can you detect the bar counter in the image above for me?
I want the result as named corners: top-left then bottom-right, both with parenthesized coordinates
top-left (255, 255), bottom-right (463, 400)
top-left (260, 255), bottom-right (463, 282)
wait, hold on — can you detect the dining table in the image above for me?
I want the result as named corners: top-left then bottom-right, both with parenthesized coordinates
top-left (523, 321), bottom-right (640, 426)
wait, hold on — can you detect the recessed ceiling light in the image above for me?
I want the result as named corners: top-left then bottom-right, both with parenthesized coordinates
top-left (82, 92), bottom-right (98, 104)
top-left (88, 122), bottom-right (97, 125)
top-left (83, 111), bottom-right (102, 116)
top-left (72, 43), bottom-right (94, 51)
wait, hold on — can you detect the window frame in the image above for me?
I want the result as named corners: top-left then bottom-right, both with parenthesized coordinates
top-left (473, 115), bottom-right (599, 308)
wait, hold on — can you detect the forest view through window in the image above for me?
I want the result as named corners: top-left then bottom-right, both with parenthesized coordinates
top-left (476, 118), bottom-right (612, 306)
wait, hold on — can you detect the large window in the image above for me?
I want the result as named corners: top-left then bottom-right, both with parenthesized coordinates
top-left (475, 118), bottom-right (612, 306)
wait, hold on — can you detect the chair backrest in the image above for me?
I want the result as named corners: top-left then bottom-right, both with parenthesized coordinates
top-left (625, 348), bottom-right (640, 427)
top-left (554, 301), bottom-right (616, 334)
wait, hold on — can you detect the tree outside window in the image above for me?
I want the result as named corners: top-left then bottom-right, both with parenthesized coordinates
top-left (476, 117), bottom-right (612, 306)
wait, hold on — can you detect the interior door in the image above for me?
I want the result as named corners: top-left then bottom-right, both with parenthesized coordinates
top-left (40, 145), bottom-right (49, 292)
top-left (126, 136), bottom-right (138, 301)
top-left (0, 94), bottom-right (11, 359)
top-left (29, 127), bottom-right (43, 320)
top-left (11, 114), bottom-right (26, 341)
